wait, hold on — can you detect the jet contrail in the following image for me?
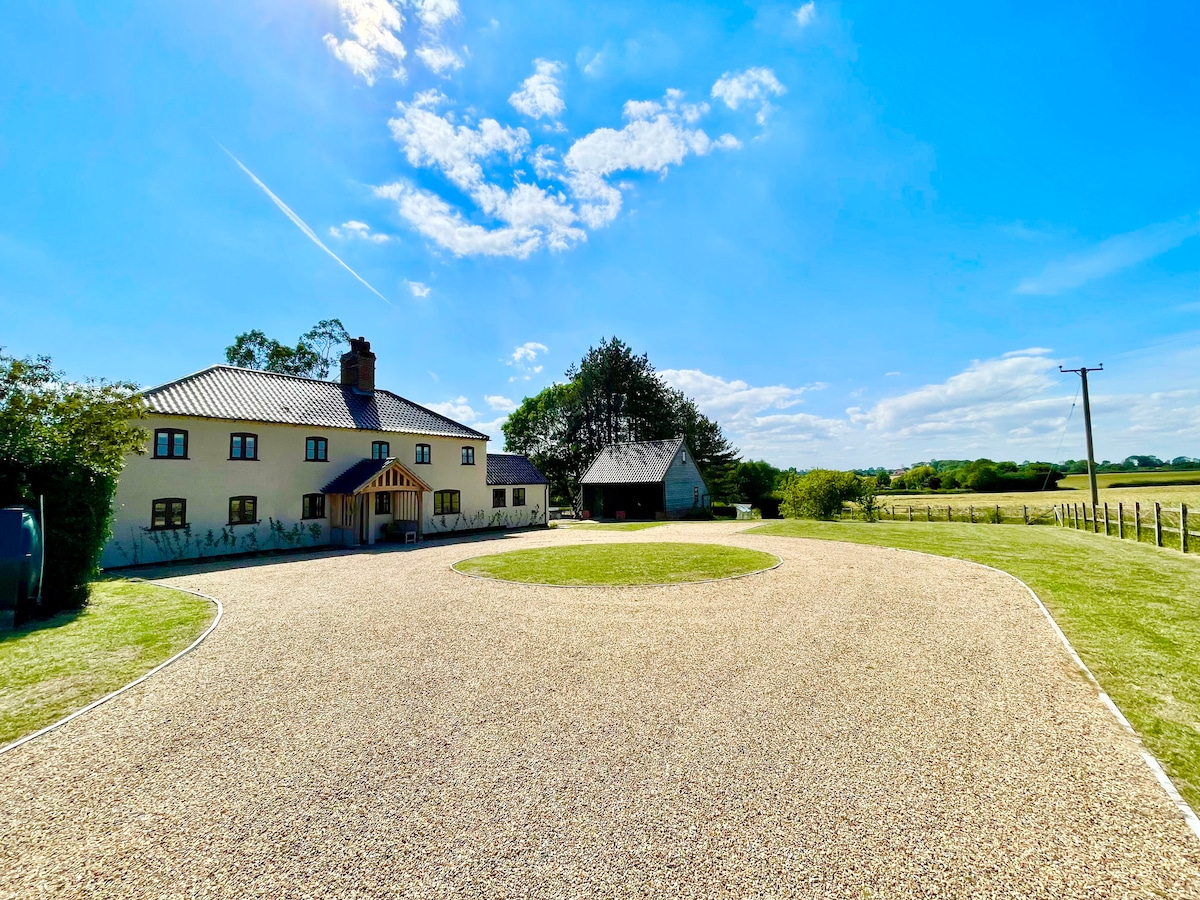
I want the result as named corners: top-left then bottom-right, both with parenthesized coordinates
top-left (219, 144), bottom-right (391, 306)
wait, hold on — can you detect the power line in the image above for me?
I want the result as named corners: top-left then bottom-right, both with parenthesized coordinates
top-left (1041, 384), bottom-right (1079, 491)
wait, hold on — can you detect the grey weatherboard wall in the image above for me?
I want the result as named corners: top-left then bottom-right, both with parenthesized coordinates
top-left (663, 444), bottom-right (710, 513)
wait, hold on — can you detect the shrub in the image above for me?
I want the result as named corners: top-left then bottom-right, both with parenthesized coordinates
top-left (0, 353), bottom-right (145, 619)
top-left (780, 470), bottom-right (867, 520)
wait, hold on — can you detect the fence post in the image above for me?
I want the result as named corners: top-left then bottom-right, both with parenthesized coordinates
top-left (1183, 504), bottom-right (1189, 553)
top-left (1118, 502), bottom-right (1124, 540)
top-left (969, 505), bottom-right (974, 523)
top-left (1092, 503), bottom-right (1100, 533)
top-left (1135, 502), bottom-right (1142, 543)
top-left (908, 506), bottom-right (913, 522)
top-left (995, 504), bottom-right (1001, 524)
top-left (947, 506), bottom-right (952, 522)
top-left (927, 506), bottom-right (931, 522)
top-left (1155, 502), bottom-right (1163, 547)
top-left (1103, 502), bottom-right (1109, 536)
top-left (1023, 505), bottom-right (1028, 525)
top-left (1072, 503), bottom-right (1079, 529)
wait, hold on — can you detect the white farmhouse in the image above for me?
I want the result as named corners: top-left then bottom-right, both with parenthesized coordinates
top-left (102, 338), bottom-right (548, 567)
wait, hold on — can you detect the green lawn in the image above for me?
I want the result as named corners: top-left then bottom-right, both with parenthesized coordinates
top-left (455, 542), bottom-right (778, 586)
top-left (752, 519), bottom-right (1200, 810)
top-left (0, 579), bottom-right (216, 746)
top-left (1061, 470), bottom-right (1200, 490)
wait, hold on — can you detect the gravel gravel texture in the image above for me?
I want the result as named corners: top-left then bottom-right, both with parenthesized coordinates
top-left (2, 521), bottom-right (1198, 898)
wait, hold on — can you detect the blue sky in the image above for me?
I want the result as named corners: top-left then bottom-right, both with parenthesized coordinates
top-left (2, 0), bottom-right (1197, 468)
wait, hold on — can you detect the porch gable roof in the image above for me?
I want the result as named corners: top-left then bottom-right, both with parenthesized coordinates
top-left (321, 457), bottom-right (432, 495)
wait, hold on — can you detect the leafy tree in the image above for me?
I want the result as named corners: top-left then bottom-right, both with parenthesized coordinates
top-left (779, 469), bottom-right (870, 520)
top-left (503, 337), bottom-right (740, 508)
top-left (0, 352), bottom-right (146, 619)
top-left (225, 319), bottom-right (350, 379)
top-left (733, 459), bottom-right (782, 505)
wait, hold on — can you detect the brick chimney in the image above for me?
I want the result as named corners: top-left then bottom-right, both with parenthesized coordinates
top-left (340, 337), bottom-right (376, 394)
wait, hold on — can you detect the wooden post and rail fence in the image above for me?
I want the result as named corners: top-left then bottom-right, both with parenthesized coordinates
top-left (867, 499), bottom-right (1197, 554)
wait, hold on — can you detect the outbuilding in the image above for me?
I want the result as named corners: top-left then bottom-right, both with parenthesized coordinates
top-left (579, 437), bottom-right (710, 520)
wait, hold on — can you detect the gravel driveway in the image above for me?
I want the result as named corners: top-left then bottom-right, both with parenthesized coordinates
top-left (2, 522), bottom-right (1198, 898)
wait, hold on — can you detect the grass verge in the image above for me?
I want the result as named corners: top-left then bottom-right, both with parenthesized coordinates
top-left (751, 519), bottom-right (1200, 810)
top-left (0, 579), bottom-right (215, 746)
top-left (455, 542), bottom-right (778, 586)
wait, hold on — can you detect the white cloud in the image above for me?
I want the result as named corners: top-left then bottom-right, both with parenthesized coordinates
top-left (506, 341), bottom-right (548, 380)
top-left (415, 0), bottom-right (459, 29)
top-left (426, 395), bottom-right (476, 422)
top-left (485, 394), bottom-right (517, 412)
top-left (415, 44), bottom-right (463, 74)
top-left (323, 0), bottom-right (408, 85)
top-left (406, 280), bottom-right (431, 297)
top-left (711, 67), bottom-right (786, 125)
top-left (1015, 214), bottom-right (1199, 295)
top-left (794, 2), bottom-right (816, 27)
top-left (509, 59), bottom-right (566, 121)
top-left (564, 89), bottom-right (735, 227)
top-left (329, 220), bottom-right (391, 242)
top-left (374, 182), bottom-right (545, 258)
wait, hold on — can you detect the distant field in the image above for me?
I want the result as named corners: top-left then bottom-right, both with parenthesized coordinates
top-left (884, 482), bottom-right (1200, 518)
top-left (1060, 470), bottom-right (1200, 490)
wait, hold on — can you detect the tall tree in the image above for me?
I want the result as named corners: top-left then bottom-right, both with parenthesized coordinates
top-left (224, 319), bottom-right (350, 379)
top-left (503, 337), bottom-right (740, 507)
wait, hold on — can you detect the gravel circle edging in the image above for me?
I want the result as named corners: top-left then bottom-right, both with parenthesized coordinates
top-left (813, 539), bottom-right (1200, 845)
top-left (0, 581), bottom-right (223, 757)
top-left (449, 544), bottom-right (784, 588)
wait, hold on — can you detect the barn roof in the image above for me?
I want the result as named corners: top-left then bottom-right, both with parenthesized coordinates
top-left (142, 365), bottom-right (488, 440)
top-left (486, 454), bottom-right (549, 486)
top-left (579, 437), bottom-right (687, 485)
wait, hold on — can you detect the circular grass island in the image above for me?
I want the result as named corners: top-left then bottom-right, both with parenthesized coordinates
top-left (453, 542), bottom-right (780, 586)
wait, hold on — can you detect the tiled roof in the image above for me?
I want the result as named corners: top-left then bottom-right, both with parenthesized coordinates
top-left (486, 454), bottom-right (549, 485)
top-left (321, 457), bottom-right (393, 494)
top-left (143, 365), bottom-right (488, 440)
top-left (579, 437), bottom-right (687, 485)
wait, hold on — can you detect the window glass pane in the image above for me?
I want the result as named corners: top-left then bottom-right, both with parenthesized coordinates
top-left (514, 489), bottom-right (525, 506)
top-left (493, 489), bottom-right (506, 508)
top-left (231, 436), bottom-right (242, 458)
top-left (173, 433), bottom-right (185, 457)
top-left (153, 501), bottom-right (165, 528)
top-left (171, 501), bottom-right (184, 526)
top-left (246, 498), bottom-right (255, 521)
top-left (246, 436), bottom-right (255, 458)
top-left (156, 433), bottom-right (167, 456)
top-left (318, 439), bottom-right (326, 460)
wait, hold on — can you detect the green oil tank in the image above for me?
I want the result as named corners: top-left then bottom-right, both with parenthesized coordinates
top-left (0, 505), bottom-right (43, 623)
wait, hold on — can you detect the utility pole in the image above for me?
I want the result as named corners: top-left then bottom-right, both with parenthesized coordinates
top-left (1060, 364), bottom-right (1103, 508)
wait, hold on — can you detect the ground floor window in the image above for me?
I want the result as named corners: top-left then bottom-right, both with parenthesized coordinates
top-left (693, 486), bottom-right (700, 506)
top-left (375, 492), bottom-right (392, 515)
top-left (151, 498), bottom-right (186, 529)
top-left (492, 488), bottom-right (506, 508)
top-left (513, 488), bottom-right (526, 506)
top-left (229, 496), bottom-right (257, 525)
top-left (302, 494), bottom-right (325, 519)
top-left (434, 490), bottom-right (460, 515)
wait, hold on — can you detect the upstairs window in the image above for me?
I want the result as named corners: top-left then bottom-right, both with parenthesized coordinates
top-left (461, 446), bottom-right (475, 465)
top-left (375, 492), bottom-right (392, 515)
top-left (229, 496), bottom-right (257, 525)
top-left (154, 429), bottom-right (188, 459)
top-left (434, 490), bottom-right (460, 515)
top-left (372, 441), bottom-right (390, 460)
top-left (680, 450), bottom-right (687, 465)
top-left (492, 488), bottom-right (506, 508)
top-left (305, 437), bottom-right (328, 462)
top-left (302, 494), bottom-right (326, 519)
top-left (513, 488), bottom-right (526, 507)
top-left (415, 444), bottom-right (431, 464)
top-left (151, 498), bottom-right (186, 530)
top-left (229, 433), bottom-right (258, 460)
